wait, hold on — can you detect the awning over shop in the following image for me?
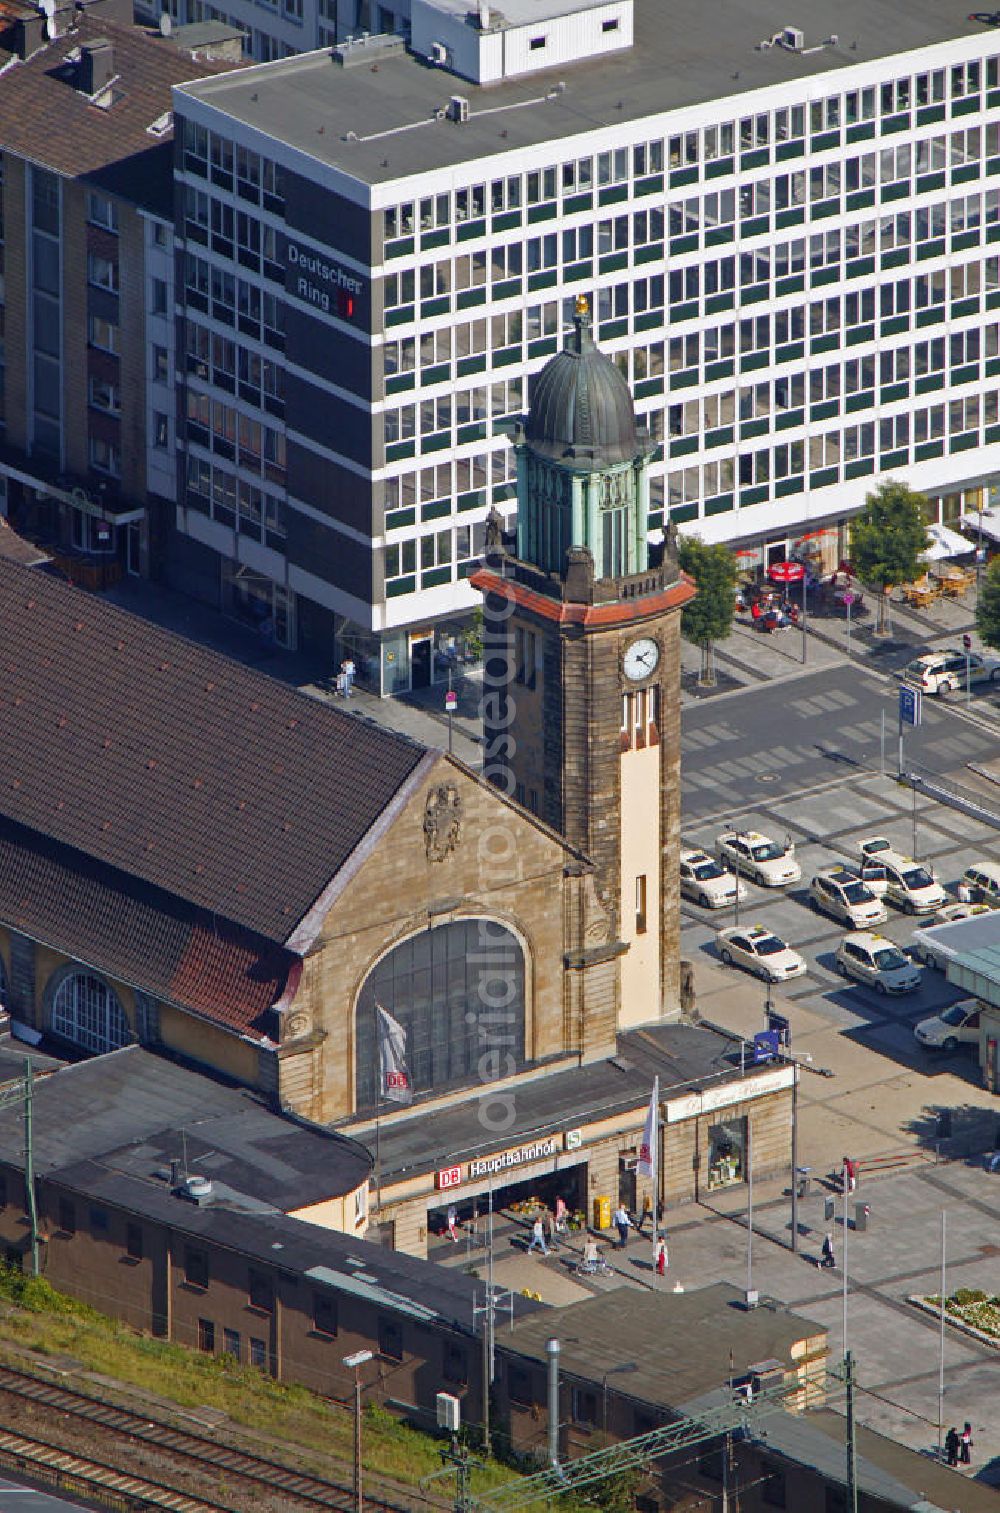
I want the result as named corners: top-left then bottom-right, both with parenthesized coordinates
top-left (961, 508), bottom-right (1000, 544)
top-left (922, 522), bottom-right (975, 561)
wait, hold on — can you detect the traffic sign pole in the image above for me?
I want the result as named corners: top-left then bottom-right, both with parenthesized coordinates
top-left (964, 633), bottom-right (972, 709)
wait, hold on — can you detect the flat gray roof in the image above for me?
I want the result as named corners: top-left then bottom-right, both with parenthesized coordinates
top-left (508, 1283), bottom-right (825, 1408)
top-left (177, 0), bottom-right (993, 187)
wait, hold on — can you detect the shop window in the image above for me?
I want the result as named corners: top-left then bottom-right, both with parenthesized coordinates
top-left (378, 1317), bottom-right (403, 1361)
top-left (249, 1337), bottom-right (267, 1368)
top-left (248, 1270), bottom-right (273, 1313)
top-left (125, 1224), bottom-right (143, 1261)
top-left (443, 1341), bottom-right (467, 1385)
top-left (58, 1198), bottom-right (75, 1235)
top-left (198, 1318), bottom-right (215, 1353)
top-left (571, 1387), bottom-right (598, 1428)
top-left (184, 1247), bottom-right (209, 1289)
top-left (224, 1329), bottom-right (241, 1360)
top-left (707, 1119), bottom-right (746, 1188)
top-left (312, 1294), bottom-right (338, 1338)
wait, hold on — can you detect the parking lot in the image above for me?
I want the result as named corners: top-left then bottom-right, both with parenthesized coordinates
top-left (681, 769), bottom-right (999, 1081)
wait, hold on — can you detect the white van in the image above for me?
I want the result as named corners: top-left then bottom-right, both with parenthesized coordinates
top-left (959, 862), bottom-right (1000, 906)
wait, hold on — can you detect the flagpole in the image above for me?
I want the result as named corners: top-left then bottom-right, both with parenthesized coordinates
top-left (374, 999), bottom-right (382, 1215)
top-left (652, 1075), bottom-right (659, 1269)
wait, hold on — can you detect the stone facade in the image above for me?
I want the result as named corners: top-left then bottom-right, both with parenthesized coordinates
top-left (476, 552), bottom-right (692, 1021)
top-left (275, 752), bottom-right (618, 1122)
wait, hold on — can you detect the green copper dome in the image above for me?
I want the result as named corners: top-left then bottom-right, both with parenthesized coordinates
top-left (525, 297), bottom-right (641, 471)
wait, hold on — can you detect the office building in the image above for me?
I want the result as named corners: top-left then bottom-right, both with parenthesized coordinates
top-left (173, 0), bottom-right (1000, 691)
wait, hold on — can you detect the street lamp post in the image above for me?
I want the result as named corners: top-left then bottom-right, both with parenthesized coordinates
top-left (343, 1349), bottom-right (374, 1513)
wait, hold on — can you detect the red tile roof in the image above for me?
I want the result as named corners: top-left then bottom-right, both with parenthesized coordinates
top-left (0, 560), bottom-right (427, 945)
top-left (0, 818), bottom-right (293, 1035)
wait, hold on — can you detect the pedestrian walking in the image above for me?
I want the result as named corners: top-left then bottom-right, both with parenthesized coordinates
top-left (843, 1155), bottom-right (857, 1193)
top-left (821, 1233), bottom-right (836, 1269)
top-left (637, 1193), bottom-right (653, 1235)
top-left (655, 1236), bottom-right (667, 1276)
top-left (945, 1426), bottom-right (960, 1467)
top-left (528, 1216), bottom-right (549, 1256)
top-left (340, 658), bottom-right (356, 697)
top-left (542, 1213), bottom-right (554, 1250)
top-left (612, 1204), bottom-right (632, 1249)
top-left (554, 1196), bottom-right (568, 1234)
top-left (446, 1205), bottom-right (459, 1243)
top-left (961, 1422), bottom-right (973, 1465)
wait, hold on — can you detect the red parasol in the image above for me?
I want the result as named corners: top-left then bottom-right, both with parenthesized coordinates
top-left (768, 561), bottom-right (806, 584)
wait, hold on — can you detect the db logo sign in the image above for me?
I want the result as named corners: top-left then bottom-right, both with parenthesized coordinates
top-left (436, 1165), bottom-right (462, 1191)
top-left (386, 1072), bottom-right (408, 1090)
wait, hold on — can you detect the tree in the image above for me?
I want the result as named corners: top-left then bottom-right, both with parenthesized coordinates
top-left (848, 480), bottom-right (930, 635)
top-left (677, 537), bottom-right (737, 686)
top-left (976, 556), bottom-right (1000, 649)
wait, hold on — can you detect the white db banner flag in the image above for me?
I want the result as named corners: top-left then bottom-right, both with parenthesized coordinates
top-left (637, 1075), bottom-right (658, 1177)
top-left (376, 1003), bottom-right (413, 1105)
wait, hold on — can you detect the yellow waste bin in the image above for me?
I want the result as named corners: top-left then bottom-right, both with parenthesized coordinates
top-left (593, 1195), bottom-right (611, 1231)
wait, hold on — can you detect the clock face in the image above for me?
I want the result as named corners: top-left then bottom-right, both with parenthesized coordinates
top-left (623, 637), bottom-right (660, 682)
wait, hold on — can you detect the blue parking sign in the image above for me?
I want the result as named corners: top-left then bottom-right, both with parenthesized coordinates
top-left (754, 1030), bottom-right (780, 1064)
top-left (899, 684), bottom-right (921, 727)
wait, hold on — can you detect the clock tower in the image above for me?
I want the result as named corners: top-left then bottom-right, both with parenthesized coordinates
top-left (473, 298), bottom-right (695, 1028)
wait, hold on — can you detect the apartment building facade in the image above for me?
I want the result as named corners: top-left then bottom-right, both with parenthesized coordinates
top-left (173, 0), bottom-right (1000, 691)
top-left (0, 10), bottom-right (227, 584)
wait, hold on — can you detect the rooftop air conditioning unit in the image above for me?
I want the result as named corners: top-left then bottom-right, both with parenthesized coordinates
top-left (430, 40), bottom-right (447, 63)
top-left (782, 25), bottom-right (804, 50)
top-left (448, 94), bottom-right (470, 123)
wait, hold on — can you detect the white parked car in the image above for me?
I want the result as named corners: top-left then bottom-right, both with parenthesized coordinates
top-left (914, 903), bottom-right (993, 969)
top-left (914, 999), bottom-right (982, 1051)
top-left (838, 857), bottom-right (889, 899)
top-left (809, 867), bottom-right (888, 929)
top-left (680, 848), bottom-right (747, 909)
top-left (858, 841), bottom-right (946, 914)
top-left (959, 862), bottom-right (1000, 907)
top-left (903, 648), bottom-right (1000, 696)
top-left (716, 830), bottom-right (801, 887)
top-left (717, 925), bottom-right (807, 982)
top-left (835, 932), bottom-right (922, 995)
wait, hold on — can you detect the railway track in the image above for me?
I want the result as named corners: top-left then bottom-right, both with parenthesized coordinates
top-left (0, 1360), bottom-right (415, 1511)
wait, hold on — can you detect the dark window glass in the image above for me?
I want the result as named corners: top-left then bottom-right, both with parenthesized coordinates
top-left (58, 1198), bottom-right (75, 1235)
top-left (185, 1248), bottom-right (209, 1289)
top-left (248, 1270), bottom-right (274, 1312)
top-left (223, 1328), bottom-right (241, 1359)
top-left (89, 1207), bottom-right (108, 1233)
top-left (198, 1318), bottom-right (215, 1352)
top-left (250, 1337), bottom-right (267, 1368)
top-left (764, 1467), bottom-right (787, 1507)
top-left (378, 1318), bottom-right (403, 1360)
top-left (355, 921), bottom-right (525, 1111)
top-left (443, 1341), bottom-right (467, 1384)
top-left (508, 1366), bottom-right (533, 1405)
top-left (313, 1294), bottom-right (337, 1337)
top-left (126, 1224), bottom-right (143, 1260)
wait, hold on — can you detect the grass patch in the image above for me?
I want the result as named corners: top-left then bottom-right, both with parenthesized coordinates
top-left (0, 1268), bottom-right (617, 1508)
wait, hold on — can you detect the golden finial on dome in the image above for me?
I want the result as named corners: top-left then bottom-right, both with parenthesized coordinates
top-left (575, 294), bottom-right (590, 316)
